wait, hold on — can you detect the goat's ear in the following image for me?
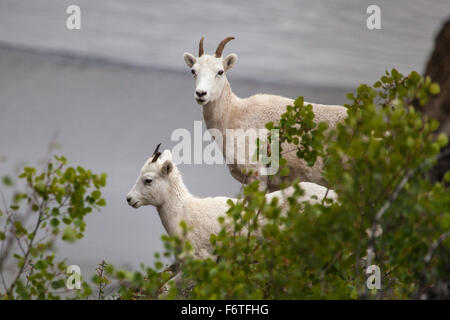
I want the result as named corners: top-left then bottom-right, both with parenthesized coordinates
top-left (223, 53), bottom-right (237, 72)
top-left (183, 52), bottom-right (196, 68)
top-left (160, 149), bottom-right (172, 162)
top-left (161, 160), bottom-right (173, 176)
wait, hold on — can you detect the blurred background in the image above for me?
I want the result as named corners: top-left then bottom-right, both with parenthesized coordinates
top-left (0, 0), bottom-right (449, 278)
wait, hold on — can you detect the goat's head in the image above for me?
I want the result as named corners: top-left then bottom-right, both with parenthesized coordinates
top-left (183, 37), bottom-right (237, 105)
top-left (126, 144), bottom-right (175, 208)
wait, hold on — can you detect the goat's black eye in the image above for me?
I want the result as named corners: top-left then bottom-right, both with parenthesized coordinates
top-left (217, 70), bottom-right (224, 76)
top-left (191, 69), bottom-right (196, 75)
top-left (144, 178), bottom-right (152, 185)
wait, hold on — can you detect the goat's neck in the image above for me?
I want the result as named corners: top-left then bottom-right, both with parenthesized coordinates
top-left (157, 172), bottom-right (191, 236)
top-left (202, 79), bottom-right (239, 133)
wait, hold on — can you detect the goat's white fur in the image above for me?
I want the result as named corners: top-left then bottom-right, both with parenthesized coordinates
top-left (184, 39), bottom-right (348, 190)
top-left (127, 149), bottom-right (337, 259)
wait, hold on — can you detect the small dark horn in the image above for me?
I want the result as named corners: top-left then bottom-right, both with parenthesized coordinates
top-left (215, 36), bottom-right (234, 57)
top-left (152, 143), bottom-right (161, 156)
top-left (151, 143), bottom-right (162, 162)
top-left (151, 152), bottom-right (162, 163)
top-left (199, 37), bottom-right (205, 57)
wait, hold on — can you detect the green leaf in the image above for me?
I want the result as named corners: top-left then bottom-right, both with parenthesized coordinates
top-left (34, 181), bottom-right (46, 193)
top-left (91, 190), bottom-right (101, 200)
top-left (50, 218), bottom-right (60, 227)
top-left (441, 213), bottom-right (450, 230)
top-left (51, 279), bottom-right (65, 290)
top-left (437, 133), bottom-right (448, 148)
top-left (62, 227), bottom-right (77, 243)
top-left (2, 176), bottom-right (13, 187)
top-left (429, 83), bottom-right (440, 95)
top-left (14, 221), bottom-right (27, 236)
top-left (280, 167), bottom-right (290, 177)
top-left (444, 171), bottom-right (450, 182)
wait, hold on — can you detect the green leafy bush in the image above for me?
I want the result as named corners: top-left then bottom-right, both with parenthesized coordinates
top-left (0, 156), bottom-right (107, 299)
top-left (112, 69), bottom-right (449, 300)
top-left (1, 69), bottom-right (448, 300)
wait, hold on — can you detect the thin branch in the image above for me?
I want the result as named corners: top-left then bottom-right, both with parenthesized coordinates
top-left (417, 231), bottom-right (450, 299)
top-left (6, 166), bottom-right (54, 296)
top-left (367, 148), bottom-right (450, 266)
top-left (424, 232), bottom-right (450, 266)
top-left (96, 260), bottom-right (109, 300)
top-left (321, 188), bottom-right (330, 206)
top-left (25, 264), bottom-right (34, 287)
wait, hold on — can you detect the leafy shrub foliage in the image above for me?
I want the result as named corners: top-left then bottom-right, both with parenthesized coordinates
top-left (111, 69), bottom-right (449, 300)
top-left (1, 69), bottom-right (448, 300)
top-left (0, 156), bottom-right (107, 299)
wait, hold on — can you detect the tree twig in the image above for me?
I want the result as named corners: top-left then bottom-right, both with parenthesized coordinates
top-left (367, 148), bottom-right (450, 266)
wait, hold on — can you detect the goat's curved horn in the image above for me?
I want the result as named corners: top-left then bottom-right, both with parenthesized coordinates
top-left (199, 36), bottom-right (205, 57)
top-left (215, 36), bottom-right (234, 57)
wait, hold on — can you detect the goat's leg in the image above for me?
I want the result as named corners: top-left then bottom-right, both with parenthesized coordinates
top-left (158, 271), bottom-right (182, 299)
top-left (158, 270), bottom-right (196, 299)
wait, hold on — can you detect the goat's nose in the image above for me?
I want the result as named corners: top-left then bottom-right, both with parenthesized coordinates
top-left (126, 196), bottom-right (132, 203)
top-left (196, 90), bottom-right (207, 97)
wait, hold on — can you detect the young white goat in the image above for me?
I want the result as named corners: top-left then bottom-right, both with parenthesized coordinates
top-left (183, 37), bottom-right (348, 190)
top-left (126, 144), bottom-right (337, 260)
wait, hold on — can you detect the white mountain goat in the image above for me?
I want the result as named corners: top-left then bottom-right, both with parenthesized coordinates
top-left (183, 37), bottom-right (348, 190)
top-left (126, 144), bottom-right (337, 260)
